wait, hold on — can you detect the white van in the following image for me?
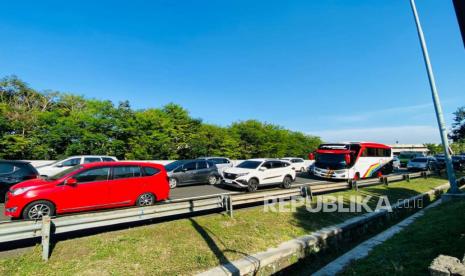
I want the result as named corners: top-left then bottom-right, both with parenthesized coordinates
top-left (37, 155), bottom-right (118, 177)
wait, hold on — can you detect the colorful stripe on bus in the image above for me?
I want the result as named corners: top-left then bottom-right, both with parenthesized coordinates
top-left (363, 163), bottom-right (382, 178)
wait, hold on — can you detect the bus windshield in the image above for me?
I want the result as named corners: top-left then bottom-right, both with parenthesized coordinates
top-left (315, 154), bottom-right (347, 170)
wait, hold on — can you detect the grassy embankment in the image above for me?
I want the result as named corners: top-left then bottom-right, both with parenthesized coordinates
top-left (0, 177), bottom-right (451, 275)
top-left (340, 196), bottom-right (465, 275)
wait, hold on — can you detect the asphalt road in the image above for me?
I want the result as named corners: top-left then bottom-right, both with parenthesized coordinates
top-left (0, 171), bottom-right (406, 222)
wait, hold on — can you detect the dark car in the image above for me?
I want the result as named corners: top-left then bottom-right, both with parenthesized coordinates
top-left (434, 154), bottom-right (446, 170)
top-left (165, 160), bottom-right (221, 188)
top-left (0, 161), bottom-right (39, 203)
top-left (452, 155), bottom-right (465, 171)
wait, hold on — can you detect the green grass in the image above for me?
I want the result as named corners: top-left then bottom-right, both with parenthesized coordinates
top-left (340, 197), bottom-right (465, 276)
top-left (0, 177), bottom-right (450, 276)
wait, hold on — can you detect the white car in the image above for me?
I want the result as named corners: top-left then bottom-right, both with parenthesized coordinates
top-left (280, 157), bottom-right (307, 172)
top-left (222, 159), bottom-right (296, 192)
top-left (392, 156), bottom-right (401, 170)
top-left (37, 155), bottom-right (118, 177)
top-left (196, 157), bottom-right (233, 176)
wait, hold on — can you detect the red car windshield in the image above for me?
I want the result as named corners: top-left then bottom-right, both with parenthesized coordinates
top-left (47, 165), bottom-right (83, 180)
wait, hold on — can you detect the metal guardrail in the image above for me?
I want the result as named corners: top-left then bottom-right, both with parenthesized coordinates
top-left (0, 171), bottom-right (452, 261)
top-left (0, 220), bottom-right (43, 243)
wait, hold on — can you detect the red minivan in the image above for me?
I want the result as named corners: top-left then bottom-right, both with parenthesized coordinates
top-left (4, 162), bottom-right (170, 220)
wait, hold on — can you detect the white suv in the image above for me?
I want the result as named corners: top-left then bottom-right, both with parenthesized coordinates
top-left (37, 155), bottom-right (118, 177)
top-left (222, 159), bottom-right (296, 192)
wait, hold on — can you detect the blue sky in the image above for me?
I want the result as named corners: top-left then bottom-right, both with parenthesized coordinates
top-left (1, 0), bottom-right (464, 144)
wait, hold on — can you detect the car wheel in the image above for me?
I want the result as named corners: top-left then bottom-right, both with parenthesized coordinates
top-left (169, 178), bottom-right (178, 189)
top-left (247, 178), bottom-right (259, 192)
top-left (281, 176), bottom-right (292, 189)
top-left (22, 200), bottom-right (55, 220)
top-left (137, 193), bottom-right (156, 207)
top-left (208, 175), bottom-right (218, 185)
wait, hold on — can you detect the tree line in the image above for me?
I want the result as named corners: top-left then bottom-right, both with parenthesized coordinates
top-left (0, 76), bottom-right (322, 160)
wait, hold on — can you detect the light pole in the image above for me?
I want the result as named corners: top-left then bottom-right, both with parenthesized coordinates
top-left (409, 0), bottom-right (460, 194)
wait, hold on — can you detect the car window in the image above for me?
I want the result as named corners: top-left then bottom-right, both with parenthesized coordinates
top-left (262, 162), bottom-right (273, 169)
top-left (237, 161), bottom-right (261, 169)
top-left (143, 167), bottom-right (160, 176)
top-left (412, 158), bottom-right (427, 162)
top-left (62, 158), bottom-right (81, 167)
top-left (184, 162), bottom-right (196, 171)
top-left (271, 161), bottom-right (283, 168)
top-left (207, 161), bottom-right (216, 168)
top-left (11, 164), bottom-right (37, 178)
top-left (197, 161), bottom-right (208, 170)
top-left (295, 159), bottom-right (304, 163)
top-left (210, 158), bottom-right (222, 164)
top-left (282, 162), bottom-right (290, 167)
top-left (102, 157), bottom-right (115, 162)
top-left (0, 163), bottom-right (17, 174)
top-left (84, 157), bottom-right (102, 164)
top-left (113, 166), bottom-right (142, 180)
top-left (75, 167), bottom-right (110, 183)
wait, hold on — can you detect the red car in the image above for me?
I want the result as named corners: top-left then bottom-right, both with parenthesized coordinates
top-left (4, 162), bottom-right (170, 220)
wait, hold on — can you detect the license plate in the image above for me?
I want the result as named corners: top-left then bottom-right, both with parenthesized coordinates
top-left (224, 179), bottom-right (233, 184)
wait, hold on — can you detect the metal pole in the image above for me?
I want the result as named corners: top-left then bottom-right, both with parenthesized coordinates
top-left (409, 0), bottom-right (460, 194)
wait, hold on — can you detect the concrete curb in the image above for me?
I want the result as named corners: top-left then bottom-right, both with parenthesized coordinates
top-left (197, 183), bottom-right (451, 276)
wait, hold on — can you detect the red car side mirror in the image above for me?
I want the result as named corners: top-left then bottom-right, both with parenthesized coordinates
top-left (65, 178), bottom-right (78, 186)
top-left (308, 153), bottom-right (315, 160)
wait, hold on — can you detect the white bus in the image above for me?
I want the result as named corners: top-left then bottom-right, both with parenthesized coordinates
top-left (310, 142), bottom-right (394, 180)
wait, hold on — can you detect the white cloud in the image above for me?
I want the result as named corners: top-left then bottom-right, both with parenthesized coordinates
top-left (312, 125), bottom-right (440, 144)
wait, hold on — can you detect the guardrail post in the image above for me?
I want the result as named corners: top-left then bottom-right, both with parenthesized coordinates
top-left (383, 176), bottom-right (389, 186)
top-left (41, 216), bottom-right (51, 261)
top-left (423, 171), bottom-right (428, 179)
top-left (350, 179), bottom-right (358, 191)
top-left (403, 174), bottom-right (410, 182)
top-left (308, 185), bottom-right (313, 201)
top-left (222, 195), bottom-right (228, 212)
top-left (300, 186), bottom-right (307, 198)
top-left (227, 196), bottom-right (233, 218)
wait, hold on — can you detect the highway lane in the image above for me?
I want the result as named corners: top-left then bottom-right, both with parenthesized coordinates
top-left (169, 173), bottom-right (326, 200)
top-left (0, 171), bottom-right (407, 222)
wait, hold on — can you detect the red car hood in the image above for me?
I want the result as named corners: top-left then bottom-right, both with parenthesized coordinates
top-left (10, 178), bottom-right (55, 190)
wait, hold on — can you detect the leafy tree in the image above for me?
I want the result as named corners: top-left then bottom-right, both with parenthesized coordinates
top-left (0, 76), bottom-right (322, 160)
top-left (449, 106), bottom-right (465, 142)
top-left (424, 143), bottom-right (443, 155)
top-left (450, 141), bottom-right (465, 155)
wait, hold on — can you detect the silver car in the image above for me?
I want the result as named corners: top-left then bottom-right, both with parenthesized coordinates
top-left (392, 156), bottom-right (401, 170)
top-left (407, 157), bottom-right (437, 171)
top-left (196, 157), bottom-right (233, 176)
